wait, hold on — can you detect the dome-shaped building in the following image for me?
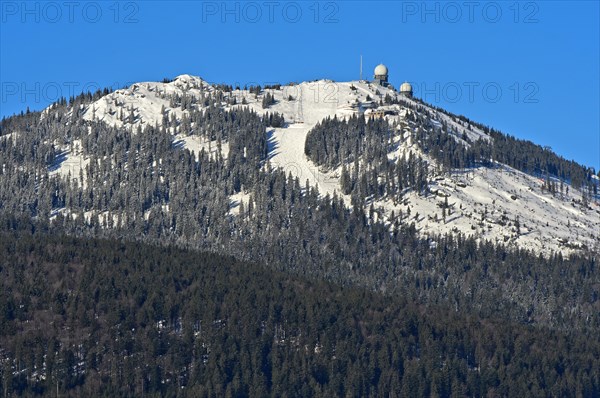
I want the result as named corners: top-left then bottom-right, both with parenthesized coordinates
top-left (400, 81), bottom-right (413, 97)
top-left (373, 64), bottom-right (389, 86)
top-left (374, 64), bottom-right (388, 77)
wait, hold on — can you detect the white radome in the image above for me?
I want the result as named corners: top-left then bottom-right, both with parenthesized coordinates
top-left (374, 64), bottom-right (388, 76)
top-left (400, 82), bottom-right (412, 92)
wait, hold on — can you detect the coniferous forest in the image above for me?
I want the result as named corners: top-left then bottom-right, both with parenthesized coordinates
top-left (1, 219), bottom-right (599, 397)
top-left (0, 84), bottom-right (599, 396)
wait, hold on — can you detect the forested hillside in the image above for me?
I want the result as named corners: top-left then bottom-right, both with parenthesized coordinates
top-left (1, 223), bottom-right (599, 397)
top-left (0, 77), bottom-right (598, 392)
top-left (0, 82), bottom-right (599, 334)
top-left (412, 100), bottom-right (598, 191)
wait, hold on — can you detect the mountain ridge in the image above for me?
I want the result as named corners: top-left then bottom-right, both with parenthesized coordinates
top-left (34, 73), bottom-right (599, 256)
top-left (0, 73), bottom-right (599, 332)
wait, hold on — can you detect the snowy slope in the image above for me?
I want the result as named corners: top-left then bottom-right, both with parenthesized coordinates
top-left (81, 74), bottom-right (212, 129)
top-left (52, 74), bottom-right (599, 256)
top-left (240, 80), bottom-right (598, 255)
top-left (80, 74), bottom-right (227, 159)
top-left (48, 139), bottom-right (90, 186)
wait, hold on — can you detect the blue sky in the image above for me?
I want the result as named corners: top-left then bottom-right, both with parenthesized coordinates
top-left (1, 1), bottom-right (598, 169)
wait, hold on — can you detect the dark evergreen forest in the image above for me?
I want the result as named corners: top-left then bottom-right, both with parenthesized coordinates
top-left (1, 222), bottom-right (599, 397)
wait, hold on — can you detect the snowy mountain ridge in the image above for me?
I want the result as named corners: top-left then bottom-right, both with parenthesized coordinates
top-left (48, 73), bottom-right (600, 256)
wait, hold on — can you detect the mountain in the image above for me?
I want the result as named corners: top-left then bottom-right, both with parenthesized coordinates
top-left (2, 73), bottom-right (599, 320)
top-left (34, 74), bottom-right (599, 255)
top-left (1, 73), bottom-right (600, 396)
top-left (1, 73), bottom-right (599, 329)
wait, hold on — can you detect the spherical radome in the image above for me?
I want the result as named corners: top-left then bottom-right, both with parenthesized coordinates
top-left (400, 82), bottom-right (413, 92)
top-left (374, 64), bottom-right (388, 76)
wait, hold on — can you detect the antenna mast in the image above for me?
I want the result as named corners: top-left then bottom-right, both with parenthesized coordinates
top-left (360, 55), bottom-right (363, 81)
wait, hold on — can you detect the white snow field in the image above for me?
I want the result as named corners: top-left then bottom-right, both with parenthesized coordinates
top-left (48, 139), bottom-right (90, 187)
top-left (49, 74), bottom-right (599, 256)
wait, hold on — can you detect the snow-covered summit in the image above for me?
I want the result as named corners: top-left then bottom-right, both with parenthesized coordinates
top-left (78, 74), bottom-right (212, 129)
top-left (56, 74), bottom-right (599, 256)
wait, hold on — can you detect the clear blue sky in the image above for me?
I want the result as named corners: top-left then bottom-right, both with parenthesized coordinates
top-left (1, 1), bottom-right (598, 169)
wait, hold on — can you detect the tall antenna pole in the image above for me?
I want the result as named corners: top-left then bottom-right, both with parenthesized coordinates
top-left (360, 55), bottom-right (363, 81)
